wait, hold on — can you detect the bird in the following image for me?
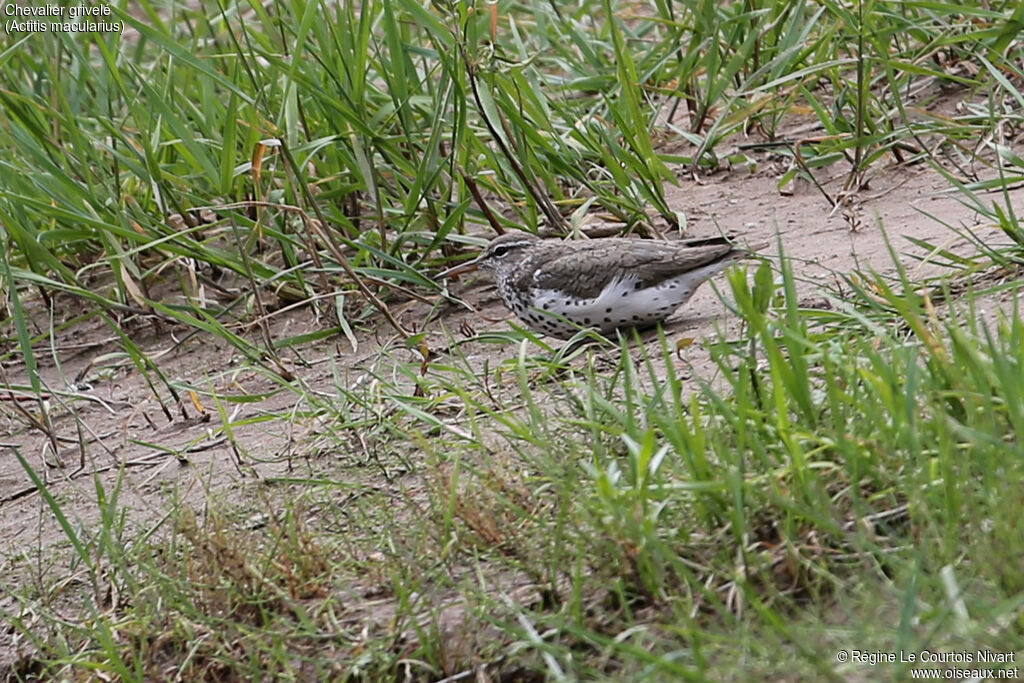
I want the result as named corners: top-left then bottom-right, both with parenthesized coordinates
top-left (438, 232), bottom-right (767, 339)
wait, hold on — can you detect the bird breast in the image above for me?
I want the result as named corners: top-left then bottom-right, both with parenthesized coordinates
top-left (528, 273), bottom-right (695, 331)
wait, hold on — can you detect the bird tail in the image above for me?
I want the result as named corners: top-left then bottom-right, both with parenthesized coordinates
top-left (680, 235), bottom-right (769, 253)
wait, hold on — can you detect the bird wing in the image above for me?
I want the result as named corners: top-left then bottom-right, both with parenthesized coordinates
top-left (528, 239), bottom-right (740, 299)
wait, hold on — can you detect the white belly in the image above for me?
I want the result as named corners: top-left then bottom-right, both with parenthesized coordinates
top-left (521, 261), bottom-right (730, 337)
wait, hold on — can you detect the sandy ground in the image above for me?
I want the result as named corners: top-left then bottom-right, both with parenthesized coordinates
top-left (1, 134), bottom-right (1021, 673)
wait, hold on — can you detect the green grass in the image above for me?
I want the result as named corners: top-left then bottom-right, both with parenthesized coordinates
top-left (3, 0), bottom-right (1024, 680)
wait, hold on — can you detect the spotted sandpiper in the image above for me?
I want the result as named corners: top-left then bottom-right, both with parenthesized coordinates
top-left (438, 232), bottom-right (767, 339)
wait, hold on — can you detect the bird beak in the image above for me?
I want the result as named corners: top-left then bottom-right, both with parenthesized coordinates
top-left (436, 257), bottom-right (480, 280)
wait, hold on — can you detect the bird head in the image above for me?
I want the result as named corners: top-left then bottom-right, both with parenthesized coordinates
top-left (436, 232), bottom-right (540, 280)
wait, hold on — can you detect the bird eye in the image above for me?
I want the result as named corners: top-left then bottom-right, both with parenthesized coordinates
top-left (492, 245), bottom-right (510, 258)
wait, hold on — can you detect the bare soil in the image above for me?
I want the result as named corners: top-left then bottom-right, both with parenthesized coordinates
top-left (2, 141), bottom-right (1021, 674)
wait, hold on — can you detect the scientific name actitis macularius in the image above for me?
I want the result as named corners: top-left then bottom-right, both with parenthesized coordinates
top-left (438, 232), bottom-right (768, 339)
